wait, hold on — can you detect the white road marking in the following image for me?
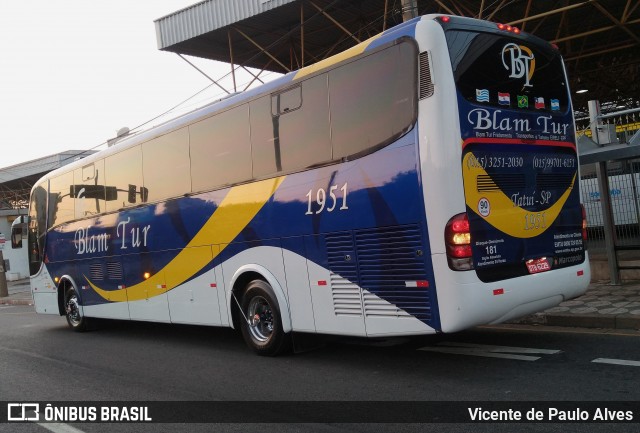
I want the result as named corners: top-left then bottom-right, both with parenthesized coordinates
top-left (38, 423), bottom-right (87, 433)
top-left (592, 358), bottom-right (640, 367)
top-left (420, 346), bottom-right (541, 361)
top-left (437, 342), bottom-right (561, 354)
top-left (419, 342), bottom-right (561, 361)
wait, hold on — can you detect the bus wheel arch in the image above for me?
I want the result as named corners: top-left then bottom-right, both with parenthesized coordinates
top-left (228, 266), bottom-right (292, 355)
top-left (228, 265), bottom-right (292, 332)
top-left (57, 276), bottom-right (88, 332)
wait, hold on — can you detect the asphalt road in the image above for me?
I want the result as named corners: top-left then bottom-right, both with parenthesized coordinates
top-left (1, 304), bottom-right (639, 433)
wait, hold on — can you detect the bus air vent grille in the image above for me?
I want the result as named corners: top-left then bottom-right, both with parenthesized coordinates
top-left (89, 263), bottom-right (104, 281)
top-left (106, 262), bottom-right (123, 280)
top-left (536, 173), bottom-right (574, 190)
top-left (477, 174), bottom-right (526, 192)
top-left (419, 51), bottom-right (434, 99)
top-left (330, 273), bottom-right (363, 316)
top-left (325, 232), bottom-right (363, 316)
top-left (363, 291), bottom-right (411, 318)
top-left (325, 231), bottom-right (358, 280)
top-left (325, 226), bottom-right (431, 321)
top-left (355, 225), bottom-right (431, 321)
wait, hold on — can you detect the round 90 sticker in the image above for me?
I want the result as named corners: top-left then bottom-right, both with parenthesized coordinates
top-left (478, 197), bottom-right (491, 217)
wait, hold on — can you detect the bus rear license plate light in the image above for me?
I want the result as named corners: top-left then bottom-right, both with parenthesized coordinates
top-left (526, 257), bottom-right (551, 274)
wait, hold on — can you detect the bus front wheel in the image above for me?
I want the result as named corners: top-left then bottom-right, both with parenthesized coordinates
top-left (64, 286), bottom-right (88, 332)
top-left (239, 280), bottom-right (290, 356)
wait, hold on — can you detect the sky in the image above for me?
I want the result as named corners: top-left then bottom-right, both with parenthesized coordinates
top-left (0, 0), bottom-right (273, 170)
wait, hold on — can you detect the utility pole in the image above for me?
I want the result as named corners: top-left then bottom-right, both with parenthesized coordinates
top-left (401, 0), bottom-right (418, 22)
top-left (588, 100), bottom-right (621, 285)
top-left (0, 235), bottom-right (7, 297)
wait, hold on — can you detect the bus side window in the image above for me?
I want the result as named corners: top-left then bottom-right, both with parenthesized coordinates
top-left (10, 216), bottom-right (27, 249)
top-left (48, 172), bottom-right (75, 228)
top-left (272, 86), bottom-right (302, 115)
top-left (143, 128), bottom-right (190, 201)
top-left (73, 160), bottom-right (106, 218)
top-left (11, 228), bottom-right (23, 249)
top-left (329, 41), bottom-right (417, 159)
top-left (28, 183), bottom-right (47, 275)
top-left (104, 146), bottom-right (143, 212)
top-left (190, 105), bottom-right (252, 192)
top-left (274, 76), bottom-right (332, 172)
top-left (250, 96), bottom-right (279, 178)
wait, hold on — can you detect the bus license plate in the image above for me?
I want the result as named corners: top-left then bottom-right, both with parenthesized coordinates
top-left (526, 258), bottom-right (551, 274)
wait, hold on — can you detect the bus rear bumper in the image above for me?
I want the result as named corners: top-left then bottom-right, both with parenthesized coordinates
top-left (434, 252), bottom-right (591, 333)
top-left (487, 294), bottom-right (564, 325)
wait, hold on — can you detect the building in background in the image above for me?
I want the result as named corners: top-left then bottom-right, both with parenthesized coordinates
top-left (0, 150), bottom-right (96, 280)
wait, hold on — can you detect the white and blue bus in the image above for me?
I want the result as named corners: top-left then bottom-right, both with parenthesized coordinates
top-left (15, 15), bottom-right (590, 355)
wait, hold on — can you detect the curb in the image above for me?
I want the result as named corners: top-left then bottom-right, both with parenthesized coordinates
top-left (516, 312), bottom-right (640, 330)
top-left (0, 298), bottom-right (33, 306)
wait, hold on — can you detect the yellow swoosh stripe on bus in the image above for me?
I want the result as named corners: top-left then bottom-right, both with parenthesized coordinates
top-left (462, 152), bottom-right (575, 239)
top-left (293, 34), bottom-right (381, 80)
top-left (86, 176), bottom-right (286, 303)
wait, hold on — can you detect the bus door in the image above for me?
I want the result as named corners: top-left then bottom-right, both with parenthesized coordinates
top-left (166, 245), bottom-right (224, 326)
top-left (126, 252), bottom-right (170, 322)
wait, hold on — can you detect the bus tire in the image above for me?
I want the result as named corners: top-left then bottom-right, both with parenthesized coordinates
top-left (240, 280), bottom-right (290, 356)
top-left (64, 286), bottom-right (88, 332)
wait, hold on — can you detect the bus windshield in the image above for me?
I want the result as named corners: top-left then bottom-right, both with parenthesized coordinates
top-left (446, 30), bottom-right (569, 113)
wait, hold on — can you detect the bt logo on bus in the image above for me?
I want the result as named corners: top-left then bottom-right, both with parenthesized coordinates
top-left (502, 43), bottom-right (535, 87)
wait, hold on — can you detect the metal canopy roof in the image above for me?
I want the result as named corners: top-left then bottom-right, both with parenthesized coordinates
top-left (155, 0), bottom-right (640, 114)
top-left (578, 140), bottom-right (640, 164)
top-left (0, 150), bottom-right (96, 210)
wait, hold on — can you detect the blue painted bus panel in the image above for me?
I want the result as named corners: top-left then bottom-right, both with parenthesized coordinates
top-left (44, 129), bottom-right (440, 328)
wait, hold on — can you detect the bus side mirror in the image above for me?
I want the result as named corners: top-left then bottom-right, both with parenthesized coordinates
top-left (11, 215), bottom-right (29, 249)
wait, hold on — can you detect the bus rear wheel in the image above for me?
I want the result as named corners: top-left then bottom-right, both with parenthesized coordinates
top-left (239, 280), bottom-right (290, 356)
top-left (64, 286), bottom-right (88, 332)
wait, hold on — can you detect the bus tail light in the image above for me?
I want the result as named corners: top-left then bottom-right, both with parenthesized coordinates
top-left (581, 204), bottom-right (588, 242)
top-left (445, 213), bottom-right (474, 271)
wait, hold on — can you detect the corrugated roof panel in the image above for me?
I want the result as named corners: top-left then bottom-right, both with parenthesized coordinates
top-left (0, 151), bottom-right (97, 181)
top-left (154, 0), bottom-right (298, 50)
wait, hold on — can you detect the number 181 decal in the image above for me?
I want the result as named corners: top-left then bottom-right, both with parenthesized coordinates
top-left (306, 183), bottom-right (349, 215)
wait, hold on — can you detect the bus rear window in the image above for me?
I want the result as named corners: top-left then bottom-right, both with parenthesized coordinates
top-left (445, 30), bottom-right (569, 113)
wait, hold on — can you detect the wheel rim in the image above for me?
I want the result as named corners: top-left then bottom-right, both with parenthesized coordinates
top-left (247, 295), bottom-right (274, 343)
top-left (65, 292), bottom-right (82, 326)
